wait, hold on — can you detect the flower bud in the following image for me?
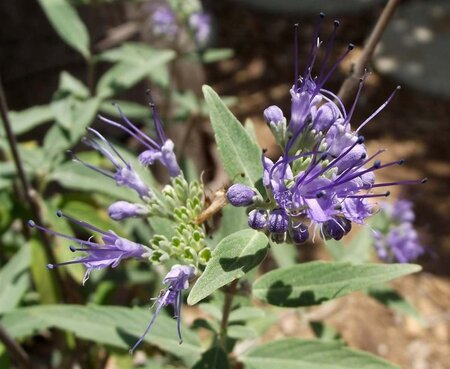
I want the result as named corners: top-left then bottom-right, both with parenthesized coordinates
top-left (322, 217), bottom-right (351, 240)
top-left (108, 201), bottom-right (149, 221)
top-left (263, 105), bottom-right (284, 125)
top-left (227, 184), bottom-right (257, 207)
top-left (268, 208), bottom-right (289, 234)
top-left (248, 209), bottom-right (267, 230)
top-left (290, 223), bottom-right (309, 244)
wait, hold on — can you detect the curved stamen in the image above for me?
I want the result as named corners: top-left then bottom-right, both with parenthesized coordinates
top-left (129, 289), bottom-right (171, 354)
top-left (319, 88), bottom-right (347, 119)
top-left (356, 86), bottom-right (400, 133)
top-left (57, 210), bottom-right (109, 235)
top-left (99, 115), bottom-right (159, 151)
top-left (86, 128), bottom-right (130, 168)
top-left (113, 103), bottom-right (162, 148)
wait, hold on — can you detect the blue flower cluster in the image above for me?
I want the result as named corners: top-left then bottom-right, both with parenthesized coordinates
top-left (226, 17), bottom-right (425, 245)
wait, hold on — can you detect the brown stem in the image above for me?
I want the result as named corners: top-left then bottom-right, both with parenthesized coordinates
top-left (0, 324), bottom-right (34, 369)
top-left (0, 74), bottom-right (71, 303)
top-left (337, 0), bottom-right (401, 105)
top-left (219, 279), bottom-right (239, 347)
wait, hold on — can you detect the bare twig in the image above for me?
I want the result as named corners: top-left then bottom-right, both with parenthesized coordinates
top-left (337, 0), bottom-right (401, 104)
top-left (219, 279), bottom-right (239, 347)
top-left (0, 75), bottom-right (70, 302)
top-left (0, 324), bottom-right (34, 369)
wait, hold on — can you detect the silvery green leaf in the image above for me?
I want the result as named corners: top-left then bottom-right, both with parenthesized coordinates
top-left (188, 229), bottom-right (269, 305)
top-left (38, 0), bottom-right (90, 58)
top-left (241, 338), bottom-right (401, 369)
top-left (252, 261), bottom-right (421, 307)
top-left (0, 246), bottom-right (30, 314)
top-left (203, 85), bottom-right (263, 190)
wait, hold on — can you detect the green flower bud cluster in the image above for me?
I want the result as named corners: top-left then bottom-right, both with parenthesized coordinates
top-left (147, 175), bottom-right (211, 267)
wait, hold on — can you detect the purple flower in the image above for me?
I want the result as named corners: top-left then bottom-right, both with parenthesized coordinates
top-left (385, 199), bottom-right (415, 223)
top-left (99, 101), bottom-right (181, 177)
top-left (151, 5), bottom-right (178, 36)
top-left (189, 12), bottom-right (211, 46)
top-left (375, 223), bottom-right (424, 263)
top-left (108, 201), bottom-right (149, 221)
top-left (226, 184), bottom-right (257, 207)
top-left (373, 199), bottom-right (424, 263)
top-left (71, 128), bottom-right (152, 198)
top-left (28, 211), bottom-right (150, 284)
top-left (227, 16), bottom-right (426, 244)
top-left (130, 265), bottom-right (196, 353)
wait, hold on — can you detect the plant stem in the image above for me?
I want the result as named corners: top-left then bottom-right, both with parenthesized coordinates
top-left (337, 0), bottom-right (401, 105)
top-left (0, 75), bottom-right (70, 303)
top-left (219, 279), bottom-right (239, 347)
top-left (0, 324), bottom-right (34, 369)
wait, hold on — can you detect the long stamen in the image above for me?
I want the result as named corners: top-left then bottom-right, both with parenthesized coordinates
top-left (356, 86), bottom-right (401, 133)
top-left (302, 12), bottom-right (325, 81)
top-left (130, 289), bottom-right (171, 354)
top-left (319, 88), bottom-right (347, 118)
top-left (69, 151), bottom-right (114, 179)
top-left (369, 178), bottom-right (428, 188)
top-left (294, 23), bottom-right (299, 90)
top-left (57, 210), bottom-right (109, 235)
top-left (113, 103), bottom-right (162, 148)
top-left (82, 137), bottom-right (121, 169)
top-left (145, 90), bottom-right (167, 144)
top-left (176, 291), bottom-right (183, 344)
top-left (28, 220), bottom-right (105, 248)
top-left (347, 191), bottom-right (390, 199)
top-left (344, 72), bottom-right (369, 126)
top-left (99, 115), bottom-right (158, 151)
top-left (87, 128), bottom-right (130, 168)
top-left (316, 43), bottom-right (354, 91)
top-left (317, 20), bottom-right (340, 84)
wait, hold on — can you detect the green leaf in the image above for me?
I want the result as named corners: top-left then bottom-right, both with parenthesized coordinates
top-left (50, 161), bottom-right (139, 202)
top-left (252, 261), bottom-right (421, 307)
top-left (192, 346), bottom-right (230, 369)
top-left (367, 284), bottom-right (422, 321)
top-left (325, 226), bottom-right (373, 264)
top-left (213, 205), bottom-right (248, 242)
top-left (269, 241), bottom-right (298, 268)
top-left (229, 306), bottom-right (266, 323)
top-left (241, 338), bottom-right (401, 369)
top-left (96, 45), bottom-right (175, 98)
top-left (200, 48), bottom-right (234, 63)
top-left (202, 85), bottom-right (263, 189)
top-left (0, 246), bottom-right (30, 314)
top-left (228, 325), bottom-right (258, 339)
top-left (29, 238), bottom-right (60, 304)
top-left (59, 71), bottom-right (89, 99)
top-left (188, 229), bottom-right (269, 305)
top-left (1, 305), bottom-right (202, 366)
top-left (1, 105), bottom-right (53, 136)
top-left (38, 0), bottom-right (90, 58)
